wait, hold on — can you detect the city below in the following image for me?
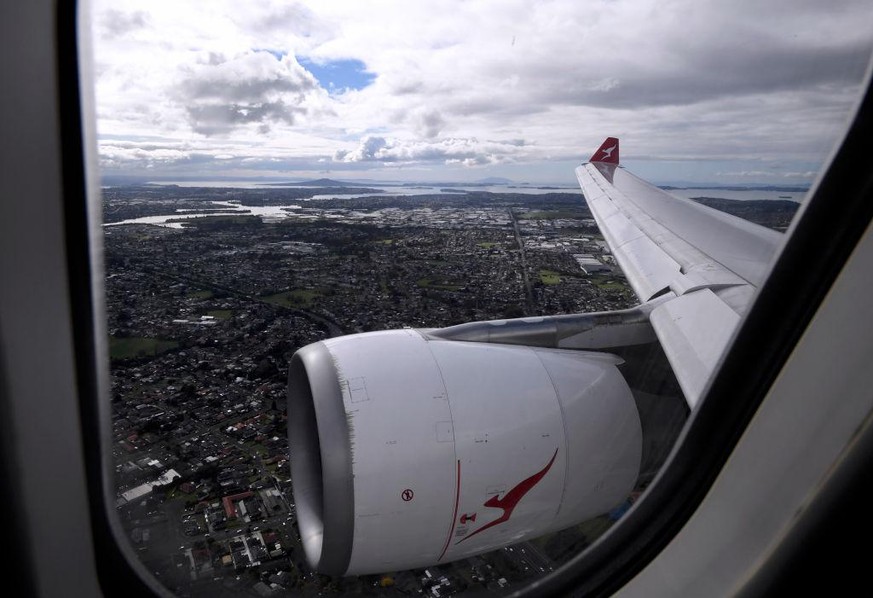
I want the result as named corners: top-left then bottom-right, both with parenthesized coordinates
top-left (104, 182), bottom-right (798, 596)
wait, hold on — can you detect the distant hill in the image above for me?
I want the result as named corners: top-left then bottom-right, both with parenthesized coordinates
top-left (436, 177), bottom-right (515, 188)
top-left (101, 175), bottom-right (152, 186)
top-left (691, 197), bottom-right (799, 231)
top-left (661, 184), bottom-right (809, 192)
top-left (270, 178), bottom-right (357, 187)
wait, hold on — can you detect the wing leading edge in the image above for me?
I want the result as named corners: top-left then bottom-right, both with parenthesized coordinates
top-left (576, 139), bottom-right (784, 407)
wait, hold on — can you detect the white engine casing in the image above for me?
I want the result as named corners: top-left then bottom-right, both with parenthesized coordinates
top-left (288, 329), bottom-right (642, 575)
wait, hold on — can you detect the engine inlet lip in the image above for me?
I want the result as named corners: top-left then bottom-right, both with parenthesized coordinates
top-left (288, 341), bottom-right (355, 576)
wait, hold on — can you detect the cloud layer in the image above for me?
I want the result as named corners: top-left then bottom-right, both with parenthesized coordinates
top-left (91, 0), bottom-right (873, 183)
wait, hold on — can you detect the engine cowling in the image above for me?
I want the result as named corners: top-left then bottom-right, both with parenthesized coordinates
top-left (288, 329), bottom-right (641, 576)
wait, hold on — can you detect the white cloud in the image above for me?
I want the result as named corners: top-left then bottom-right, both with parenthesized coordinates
top-left (334, 136), bottom-right (524, 167)
top-left (90, 0), bottom-right (873, 182)
top-left (174, 51), bottom-right (329, 135)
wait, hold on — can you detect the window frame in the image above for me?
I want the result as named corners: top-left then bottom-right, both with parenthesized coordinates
top-left (514, 65), bottom-right (873, 596)
top-left (47, 2), bottom-right (873, 596)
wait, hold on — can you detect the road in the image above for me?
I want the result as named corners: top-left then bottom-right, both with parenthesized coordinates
top-left (508, 209), bottom-right (534, 315)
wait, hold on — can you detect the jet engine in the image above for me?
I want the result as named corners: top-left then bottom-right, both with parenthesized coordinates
top-left (288, 328), bottom-right (642, 576)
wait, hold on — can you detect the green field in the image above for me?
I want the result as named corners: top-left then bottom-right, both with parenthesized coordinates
top-left (262, 288), bottom-right (323, 308)
top-left (187, 289), bottom-right (213, 299)
top-left (109, 336), bottom-right (179, 360)
top-left (477, 242), bottom-right (499, 249)
top-left (590, 276), bottom-right (628, 291)
top-left (167, 486), bottom-right (197, 502)
top-left (539, 269), bottom-right (562, 285)
top-left (206, 309), bottom-right (233, 320)
top-left (416, 277), bottom-right (462, 291)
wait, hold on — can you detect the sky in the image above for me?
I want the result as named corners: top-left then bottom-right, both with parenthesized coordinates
top-left (89, 0), bottom-right (873, 185)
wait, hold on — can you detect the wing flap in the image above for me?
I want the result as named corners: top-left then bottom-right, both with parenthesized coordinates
top-left (649, 289), bottom-right (741, 408)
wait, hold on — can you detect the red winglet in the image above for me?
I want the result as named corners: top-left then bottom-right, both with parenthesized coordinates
top-left (590, 137), bottom-right (620, 164)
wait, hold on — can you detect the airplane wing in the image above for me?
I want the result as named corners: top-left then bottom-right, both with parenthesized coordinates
top-left (286, 137), bottom-right (787, 574)
top-left (576, 138), bottom-right (784, 408)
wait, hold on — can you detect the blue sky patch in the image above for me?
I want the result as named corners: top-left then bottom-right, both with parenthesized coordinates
top-left (299, 58), bottom-right (376, 93)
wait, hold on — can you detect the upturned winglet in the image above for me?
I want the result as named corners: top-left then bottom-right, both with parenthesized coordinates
top-left (590, 137), bottom-right (620, 164)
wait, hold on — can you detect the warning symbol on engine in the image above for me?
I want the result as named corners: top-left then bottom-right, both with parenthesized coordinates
top-left (401, 489), bottom-right (414, 502)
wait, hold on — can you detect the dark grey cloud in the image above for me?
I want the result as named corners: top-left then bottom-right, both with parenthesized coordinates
top-left (180, 73), bottom-right (314, 104)
top-left (405, 1), bottom-right (872, 119)
top-left (543, 37), bottom-right (873, 109)
top-left (248, 3), bottom-right (323, 37)
top-left (185, 102), bottom-right (304, 136)
top-left (414, 109), bottom-right (446, 138)
top-left (174, 51), bottom-right (322, 135)
top-left (203, 52), bottom-right (227, 66)
top-left (391, 81), bottom-right (425, 95)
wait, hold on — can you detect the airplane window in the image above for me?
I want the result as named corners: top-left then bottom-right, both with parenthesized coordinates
top-left (86, 1), bottom-right (873, 595)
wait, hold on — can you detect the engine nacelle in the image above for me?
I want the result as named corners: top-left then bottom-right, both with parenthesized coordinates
top-left (288, 329), bottom-right (641, 576)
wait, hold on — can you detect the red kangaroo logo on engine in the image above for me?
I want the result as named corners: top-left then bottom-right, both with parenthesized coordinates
top-left (459, 448), bottom-right (559, 543)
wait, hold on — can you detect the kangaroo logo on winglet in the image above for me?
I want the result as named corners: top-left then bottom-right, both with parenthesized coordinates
top-left (590, 137), bottom-right (620, 164)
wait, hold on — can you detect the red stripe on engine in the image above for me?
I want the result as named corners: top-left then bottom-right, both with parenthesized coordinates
top-left (438, 459), bottom-right (461, 561)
